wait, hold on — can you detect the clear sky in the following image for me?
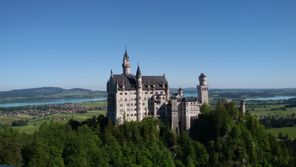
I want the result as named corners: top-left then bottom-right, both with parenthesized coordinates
top-left (0, 0), bottom-right (295, 91)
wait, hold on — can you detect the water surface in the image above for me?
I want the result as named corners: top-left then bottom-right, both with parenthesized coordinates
top-left (246, 96), bottom-right (295, 101)
top-left (0, 98), bottom-right (106, 108)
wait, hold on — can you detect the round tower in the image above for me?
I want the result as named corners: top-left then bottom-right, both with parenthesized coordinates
top-left (136, 65), bottom-right (143, 121)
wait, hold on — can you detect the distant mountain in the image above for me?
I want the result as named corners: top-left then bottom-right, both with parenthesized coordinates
top-left (1, 87), bottom-right (296, 104)
top-left (176, 88), bottom-right (296, 99)
top-left (0, 87), bottom-right (106, 104)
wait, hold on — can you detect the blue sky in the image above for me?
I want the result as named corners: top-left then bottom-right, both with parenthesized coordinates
top-left (0, 0), bottom-right (295, 91)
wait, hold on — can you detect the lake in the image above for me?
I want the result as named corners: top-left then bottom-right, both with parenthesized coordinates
top-left (246, 96), bottom-right (296, 101)
top-left (0, 94), bottom-right (295, 108)
top-left (0, 98), bottom-right (107, 108)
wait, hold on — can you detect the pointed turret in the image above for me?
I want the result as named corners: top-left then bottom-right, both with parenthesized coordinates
top-left (109, 69), bottom-right (114, 81)
top-left (135, 65), bottom-right (143, 121)
top-left (136, 65), bottom-right (142, 77)
top-left (122, 49), bottom-right (131, 75)
top-left (123, 49), bottom-right (129, 61)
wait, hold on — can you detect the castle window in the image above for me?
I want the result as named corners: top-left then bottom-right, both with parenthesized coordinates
top-left (120, 93), bottom-right (123, 95)
top-left (145, 92), bottom-right (148, 94)
top-left (125, 93), bottom-right (127, 95)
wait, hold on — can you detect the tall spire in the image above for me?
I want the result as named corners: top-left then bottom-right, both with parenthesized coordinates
top-left (123, 48), bottom-right (129, 60)
top-left (122, 48), bottom-right (131, 75)
top-left (136, 64), bottom-right (142, 77)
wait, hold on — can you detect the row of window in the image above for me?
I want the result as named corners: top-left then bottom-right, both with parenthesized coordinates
top-left (119, 103), bottom-right (146, 107)
top-left (119, 91), bottom-right (164, 95)
top-left (125, 113), bottom-right (149, 117)
top-left (119, 92), bottom-right (136, 95)
top-left (119, 107), bottom-right (148, 112)
top-left (186, 102), bottom-right (197, 105)
top-left (119, 96), bottom-right (165, 101)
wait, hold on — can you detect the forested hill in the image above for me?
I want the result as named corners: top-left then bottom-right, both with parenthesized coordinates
top-left (0, 87), bottom-right (106, 103)
top-left (0, 101), bottom-right (295, 166)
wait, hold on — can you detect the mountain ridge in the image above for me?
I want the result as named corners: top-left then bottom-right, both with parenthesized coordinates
top-left (1, 87), bottom-right (296, 104)
top-left (0, 87), bottom-right (106, 104)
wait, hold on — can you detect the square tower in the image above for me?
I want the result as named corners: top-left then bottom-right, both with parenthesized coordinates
top-left (198, 73), bottom-right (209, 104)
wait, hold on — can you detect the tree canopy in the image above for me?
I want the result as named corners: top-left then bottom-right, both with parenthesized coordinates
top-left (0, 101), bottom-right (295, 167)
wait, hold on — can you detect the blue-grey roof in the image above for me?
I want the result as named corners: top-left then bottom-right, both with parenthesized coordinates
top-left (110, 74), bottom-right (168, 91)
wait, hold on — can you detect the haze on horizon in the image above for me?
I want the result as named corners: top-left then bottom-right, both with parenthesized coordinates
top-left (1, 0), bottom-right (295, 91)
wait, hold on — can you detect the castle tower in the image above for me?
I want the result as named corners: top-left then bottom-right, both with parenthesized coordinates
top-left (240, 100), bottom-right (246, 114)
top-left (122, 49), bottom-right (131, 75)
top-left (198, 73), bottom-right (209, 104)
top-left (136, 65), bottom-right (143, 121)
top-left (178, 88), bottom-right (183, 97)
top-left (164, 74), bottom-right (170, 101)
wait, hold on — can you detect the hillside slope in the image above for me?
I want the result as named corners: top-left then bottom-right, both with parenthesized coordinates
top-left (0, 87), bottom-right (106, 103)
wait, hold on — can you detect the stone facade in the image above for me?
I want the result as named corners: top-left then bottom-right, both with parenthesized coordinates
top-left (106, 50), bottom-right (209, 131)
top-left (240, 100), bottom-right (246, 114)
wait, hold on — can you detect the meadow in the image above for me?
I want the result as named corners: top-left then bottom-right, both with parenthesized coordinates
top-left (247, 101), bottom-right (296, 139)
top-left (249, 104), bottom-right (296, 118)
top-left (0, 101), bottom-right (107, 134)
top-left (266, 127), bottom-right (296, 139)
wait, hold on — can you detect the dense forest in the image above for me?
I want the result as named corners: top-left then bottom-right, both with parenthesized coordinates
top-left (0, 101), bottom-right (295, 167)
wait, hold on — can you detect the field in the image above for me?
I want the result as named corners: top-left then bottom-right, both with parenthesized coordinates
top-left (0, 101), bottom-right (107, 134)
top-left (248, 104), bottom-right (296, 118)
top-left (247, 101), bottom-right (296, 139)
top-left (266, 127), bottom-right (296, 139)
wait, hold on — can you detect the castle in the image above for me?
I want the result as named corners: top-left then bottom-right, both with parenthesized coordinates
top-left (106, 50), bottom-right (208, 132)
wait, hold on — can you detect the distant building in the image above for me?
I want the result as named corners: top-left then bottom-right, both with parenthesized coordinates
top-left (106, 50), bottom-right (208, 131)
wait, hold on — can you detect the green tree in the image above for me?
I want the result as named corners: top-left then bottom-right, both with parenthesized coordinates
top-left (200, 103), bottom-right (211, 114)
top-left (0, 127), bottom-right (24, 166)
